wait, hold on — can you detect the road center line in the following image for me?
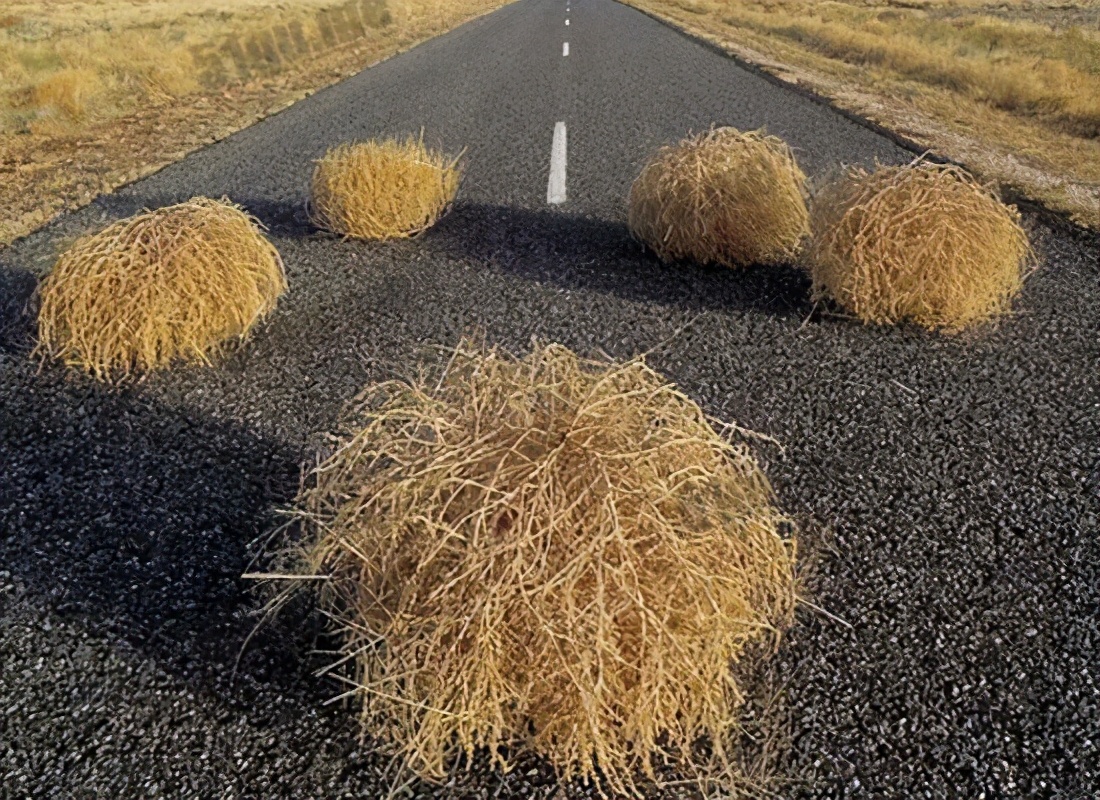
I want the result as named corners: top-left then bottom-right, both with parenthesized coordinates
top-left (547, 122), bottom-right (567, 205)
top-left (563, 41), bottom-right (569, 56)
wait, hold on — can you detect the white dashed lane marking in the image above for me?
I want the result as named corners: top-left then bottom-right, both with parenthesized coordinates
top-left (547, 122), bottom-right (567, 205)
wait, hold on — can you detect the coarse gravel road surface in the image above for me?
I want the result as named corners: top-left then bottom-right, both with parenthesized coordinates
top-left (2, 0), bottom-right (1098, 797)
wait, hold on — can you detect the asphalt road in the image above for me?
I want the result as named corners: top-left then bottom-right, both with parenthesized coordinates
top-left (2, 0), bottom-right (1098, 797)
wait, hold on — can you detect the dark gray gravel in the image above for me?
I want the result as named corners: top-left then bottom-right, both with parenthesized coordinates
top-left (2, 0), bottom-right (1098, 797)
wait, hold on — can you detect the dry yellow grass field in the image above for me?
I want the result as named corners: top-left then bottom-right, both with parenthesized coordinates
top-left (623, 0), bottom-right (1100, 228)
top-left (0, 0), bottom-right (506, 245)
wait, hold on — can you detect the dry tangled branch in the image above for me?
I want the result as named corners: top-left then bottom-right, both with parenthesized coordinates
top-left (809, 160), bottom-right (1031, 330)
top-left (628, 127), bottom-right (809, 268)
top-left (35, 197), bottom-right (286, 381)
top-left (270, 339), bottom-right (797, 795)
top-left (309, 137), bottom-right (462, 240)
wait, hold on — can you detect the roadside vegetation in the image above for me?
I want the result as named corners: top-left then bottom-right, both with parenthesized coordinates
top-left (0, 0), bottom-right (403, 137)
top-left (623, 0), bottom-right (1100, 228)
top-left (0, 0), bottom-right (505, 245)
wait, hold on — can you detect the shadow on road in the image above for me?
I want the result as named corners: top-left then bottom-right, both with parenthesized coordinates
top-left (96, 193), bottom-right (317, 238)
top-left (0, 363), bottom-right (322, 697)
top-left (425, 201), bottom-right (815, 318)
top-left (0, 265), bottom-right (36, 356)
top-left (28, 195), bottom-right (816, 325)
top-left (92, 194), bottom-right (815, 320)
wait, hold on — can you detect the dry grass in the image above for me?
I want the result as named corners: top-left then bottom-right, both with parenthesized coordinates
top-left (310, 138), bottom-right (462, 239)
top-left (628, 127), bottom-right (809, 268)
top-left (0, 0), bottom-right (385, 135)
top-left (36, 197), bottom-right (286, 381)
top-left (640, 0), bottom-right (1100, 136)
top-left (0, 0), bottom-right (507, 246)
top-left (809, 160), bottom-right (1031, 330)
top-left (714, 2), bottom-right (1100, 138)
top-left (29, 68), bottom-right (102, 121)
top-left (622, 0), bottom-right (1100, 228)
top-left (269, 340), bottom-right (796, 794)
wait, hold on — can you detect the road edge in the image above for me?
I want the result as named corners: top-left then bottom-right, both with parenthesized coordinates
top-left (614, 0), bottom-right (1096, 239)
top-left (0, 2), bottom-right (517, 256)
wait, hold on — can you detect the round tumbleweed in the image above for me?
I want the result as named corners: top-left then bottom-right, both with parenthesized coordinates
top-left (628, 127), bottom-right (809, 268)
top-left (36, 197), bottom-right (286, 381)
top-left (809, 161), bottom-right (1031, 330)
top-left (277, 339), bottom-right (797, 793)
top-left (309, 137), bottom-right (461, 240)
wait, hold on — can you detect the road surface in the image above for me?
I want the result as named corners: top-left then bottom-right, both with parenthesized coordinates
top-left (2, 0), bottom-right (1098, 797)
